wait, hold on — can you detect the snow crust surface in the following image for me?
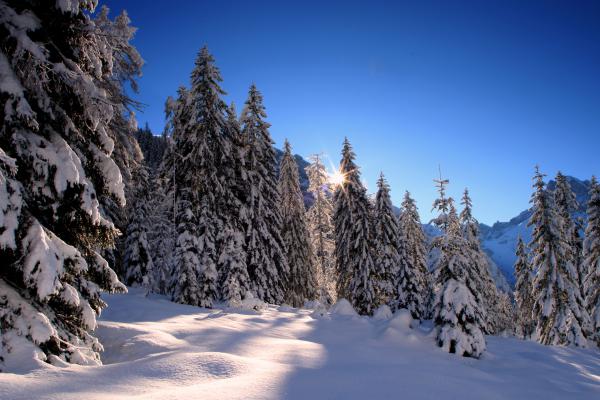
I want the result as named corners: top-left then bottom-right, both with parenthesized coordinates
top-left (1, 288), bottom-right (599, 399)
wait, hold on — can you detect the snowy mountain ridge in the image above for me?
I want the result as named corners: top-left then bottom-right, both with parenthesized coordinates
top-left (478, 176), bottom-right (591, 285)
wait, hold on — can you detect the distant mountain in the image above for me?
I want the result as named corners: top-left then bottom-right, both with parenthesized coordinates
top-left (479, 176), bottom-right (591, 286)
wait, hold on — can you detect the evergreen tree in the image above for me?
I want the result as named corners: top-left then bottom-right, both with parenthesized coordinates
top-left (148, 97), bottom-right (181, 295)
top-left (496, 292), bottom-right (515, 334)
top-left (218, 230), bottom-right (250, 305)
top-left (148, 175), bottom-right (175, 295)
top-left (431, 173), bottom-right (452, 233)
top-left (217, 104), bottom-right (250, 304)
top-left (240, 85), bottom-right (288, 304)
top-left (169, 47), bottom-right (230, 308)
top-left (306, 154), bottom-right (337, 304)
top-left (333, 138), bottom-right (376, 315)
top-left (528, 167), bottom-right (591, 347)
top-left (0, 1), bottom-right (128, 367)
top-left (94, 6), bottom-right (145, 280)
top-left (396, 191), bottom-right (430, 319)
top-left (168, 87), bottom-right (201, 305)
top-left (133, 123), bottom-right (167, 172)
top-left (171, 188), bottom-right (200, 306)
top-left (459, 188), bottom-right (500, 335)
top-left (372, 173), bottom-right (401, 307)
top-left (187, 47), bottom-right (230, 308)
top-left (554, 172), bottom-right (585, 294)
top-left (123, 166), bottom-right (155, 290)
top-left (278, 140), bottom-right (318, 307)
top-left (432, 205), bottom-right (486, 358)
top-left (583, 176), bottom-right (600, 345)
top-left (459, 189), bottom-right (479, 247)
top-left (514, 236), bottom-right (535, 338)
top-left (195, 200), bottom-right (218, 308)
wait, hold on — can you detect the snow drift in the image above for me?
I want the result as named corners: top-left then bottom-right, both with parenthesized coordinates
top-left (1, 289), bottom-right (599, 399)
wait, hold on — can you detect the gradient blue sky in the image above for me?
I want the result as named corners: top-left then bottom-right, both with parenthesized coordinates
top-left (104, 0), bottom-right (600, 225)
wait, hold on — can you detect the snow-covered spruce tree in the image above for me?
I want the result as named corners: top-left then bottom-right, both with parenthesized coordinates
top-left (217, 104), bottom-right (250, 305)
top-left (171, 188), bottom-right (201, 306)
top-left (240, 85), bottom-right (288, 304)
top-left (147, 175), bottom-right (175, 295)
top-left (513, 236), bottom-right (535, 338)
top-left (458, 189), bottom-right (479, 248)
top-left (167, 86), bottom-right (201, 304)
top-left (218, 229), bottom-right (249, 305)
top-left (146, 144), bottom-right (179, 295)
top-left (278, 140), bottom-right (318, 307)
top-left (94, 6), bottom-right (144, 279)
top-left (186, 47), bottom-right (232, 308)
top-left (554, 172), bottom-right (585, 294)
top-left (496, 292), bottom-right (515, 334)
top-left (372, 173), bottom-right (400, 307)
top-left (306, 154), bottom-right (337, 304)
top-left (583, 176), bottom-right (600, 345)
top-left (432, 205), bottom-right (486, 358)
top-left (0, 1), bottom-right (128, 367)
top-left (459, 188), bottom-right (500, 335)
top-left (428, 174), bottom-right (454, 316)
top-left (134, 123), bottom-right (167, 172)
top-left (396, 191), bottom-right (430, 319)
top-left (333, 138), bottom-right (376, 315)
top-left (195, 201), bottom-right (218, 308)
top-left (123, 166), bottom-right (155, 290)
top-left (431, 173), bottom-right (452, 233)
top-left (151, 92), bottom-right (188, 295)
top-left (171, 48), bottom-right (231, 308)
top-left (528, 167), bottom-right (591, 347)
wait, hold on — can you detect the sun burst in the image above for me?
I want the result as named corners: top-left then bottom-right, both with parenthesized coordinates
top-left (328, 168), bottom-right (347, 188)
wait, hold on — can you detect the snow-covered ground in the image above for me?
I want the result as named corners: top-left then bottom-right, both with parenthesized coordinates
top-left (1, 289), bottom-right (599, 400)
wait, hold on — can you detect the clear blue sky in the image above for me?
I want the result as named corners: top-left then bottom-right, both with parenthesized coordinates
top-left (104, 0), bottom-right (600, 225)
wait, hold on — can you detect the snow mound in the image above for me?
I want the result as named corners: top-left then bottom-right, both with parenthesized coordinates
top-left (330, 299), bottom-right (358, 317)
top-left (310, 307), bottom-right (329, 319)
top-left (303, 299), bottom-right (325, 310)
top-left (389, 308), bottom-right (414, 330)
top-left (96, 322), bottom-right (185, 364)
top-left (226, 293), bottom-right (267, 313)
top-left (278, 304), bottom-right (295, 312)
top-left (379, 309), bottom-right (422, 346)
top-left (132, 351), bottom-right (249, 382)
top-left (373, 305), bottom-right (393, 320)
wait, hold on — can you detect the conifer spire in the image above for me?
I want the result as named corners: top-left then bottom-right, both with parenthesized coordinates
top-left (279, 140), bottom-right (318, 306)
top-left (396, 191), bottom-right (430, 319)
top-left (240, 85), bottom-right (288, 304)
top-left (306, 154), bottom-right (337, 304)
top-left (529, 166), bottom-right (591, 346)
top-left (514, 236), bottom-right (535, 338)
top-left (554, 172), bottom-right (585, 294)
top-left (583, 176), bottom-right (600, 346)
top-left (372, 173), bottom-right (401, 307)
top-left (333, 138), bottom-right (376, 314)
top-left (432, 199), bottom-right (486, 358)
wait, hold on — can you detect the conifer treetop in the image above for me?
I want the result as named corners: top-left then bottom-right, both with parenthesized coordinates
top-left (432, 168), bottom-right (452, 232)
